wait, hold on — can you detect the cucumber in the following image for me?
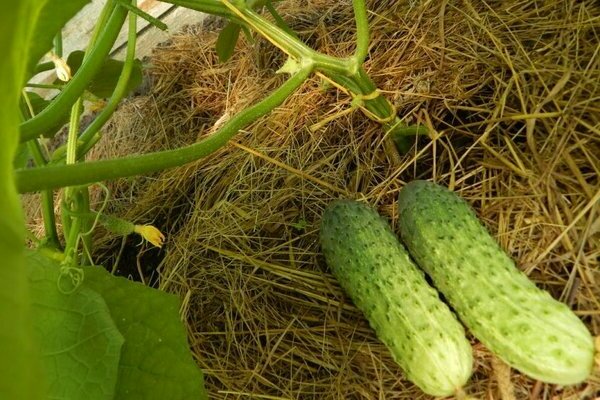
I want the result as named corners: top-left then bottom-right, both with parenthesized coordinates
top-left (320, 200), bottom-right (473, 396)
top-left (397, 180), bottom-right (595, 385)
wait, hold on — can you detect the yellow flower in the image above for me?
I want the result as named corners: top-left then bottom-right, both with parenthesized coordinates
top-left (88, 99), bottom-right (107, 112)
top-left (133, 225), bottom-right (165, 248)
top-left (50, 52), bottom-right (72, 82)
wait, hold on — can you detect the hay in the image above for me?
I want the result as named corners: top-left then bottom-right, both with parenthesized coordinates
top-left (77, 0), bottom-right (600, 398)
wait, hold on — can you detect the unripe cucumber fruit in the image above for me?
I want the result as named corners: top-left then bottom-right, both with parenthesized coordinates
top-left (397, 180), bottom-right (595, 385)
top-left (320, 200), bottom-right (473, 396)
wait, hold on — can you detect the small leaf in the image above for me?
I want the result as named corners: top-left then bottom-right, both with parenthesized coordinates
top-left (83, 266), bottom-right (208, 400)
top-left (65, 50), bottom-right (143, 98)
top-left (265, 0), bottom-right (299, 39)
top-left (13, 143), bottom-right (32, 169)
top-left (216, 22), bottom-right (241, 62)
top-left (26, 0), bottom-right (91, 79)
top-left (27, 251), bottom-right (124, 400)
top-left (21, 91), bottom-right (51, 117)
top-left (21, 91), bottom-right (69, 140)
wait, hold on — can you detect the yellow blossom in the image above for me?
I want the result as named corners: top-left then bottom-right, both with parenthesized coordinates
top-left (50, 52), bottom-right (72, 81)
top-left (133, 225), bottom-right (165, 248)
top-left (88, 99), bottom-right (107, 112)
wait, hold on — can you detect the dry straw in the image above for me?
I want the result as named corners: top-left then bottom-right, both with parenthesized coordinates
top-left (26, 0), bottom-right (600, 398)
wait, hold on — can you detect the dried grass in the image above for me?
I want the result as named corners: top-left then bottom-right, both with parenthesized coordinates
top-left (43, 0), bottom-right (600, 398)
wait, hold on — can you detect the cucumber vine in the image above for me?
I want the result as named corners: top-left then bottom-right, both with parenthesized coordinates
top-left (6, 1), bottom-right (426, 398)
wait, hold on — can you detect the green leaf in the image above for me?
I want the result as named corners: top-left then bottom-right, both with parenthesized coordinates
top-left (265, 0), bottom-right (298, 39)
top-left (20, 91), bottom-right (70, 140)
top-left (21, 91), bottom-right (52, 117)
top-left (0, 2), bottom-right (48, 399)
top-left (13, 143), bottom-right (33, 169)
top-left (65, 50), bottom-right (143, 98)
top-left (27, 252), bottom-right (124, 400)
top-left (216, 21), bottom-right (241, 62)
top-left (83, 266), bottom-right (208, 400)
top-left (26, 0), bottom-right (91, 78)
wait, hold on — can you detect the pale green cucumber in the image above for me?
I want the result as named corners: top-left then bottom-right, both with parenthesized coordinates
top-left (397, 180), bottom-right (595, 385)
top-left (320, 200), bottom-right (473, 396)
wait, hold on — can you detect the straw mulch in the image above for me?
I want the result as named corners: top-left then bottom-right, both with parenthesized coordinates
top-left (55, 0), bottom-right (600, 398)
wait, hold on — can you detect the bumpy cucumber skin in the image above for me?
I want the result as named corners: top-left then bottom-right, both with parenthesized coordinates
top-left (397, 181), bottom-right (595, 385)
top-left (320, 200), bottom-right (473, 396)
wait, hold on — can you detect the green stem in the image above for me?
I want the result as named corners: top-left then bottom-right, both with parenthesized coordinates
top-left (40, 191), bottom-right (60, 248)
top-left (170, 0), bottom-right (351, 74)
top-left (25, 141), bottom-right (46, 171)
top-left (61, 0), bottom-right (126, 260)
top-left (78, 186), bottom-right (93, 262)
top-left (165, 0), bottom-right (414, 153)
top-left (352, 68), bottom-right (414, 151)
top-left (88, 0), bottom-right (118, 55)
top-left (116, 0), bottom-right (167, 30)
top-left (78, 8), bottom-right (137, 259)
top-left (354, 67), bottom-right (393, 118)
top-left (26, 141), bottom-right (60, 248)
top-left (20, 98), bottom-right (60, 248)
top-left (19, 1), bottom-right (127, 142)
top-left (224, 2), bottom-right (352, 75)
top-left (63, 205), bottom-right (82, 267)
top-left (327, 67), bottom-right (394, 123)
top-left (78, 10), bottom-right (137, 151)
top-left (168, 0), bottom-right (405, 148)
top-left (25, 83), bottom-right (64, 90)
top-left (352, 0), bottom-right (369, 64)
top-left (66, 99), bottom-right (83, 164)
top-left (225, 2), bottom-right (309, 58)
top-left (60, 198), bottom-right (72, 249)
top-left (77, 135), bottom-right (102, 160)
top-left (16, 65), bottom-right (313, 193)
top-left (53, 32), bottom-right (63, 57)
top-left (61, 97), bottom-right (84, 246)
top-left (162, 0), bottom-right (237, 19)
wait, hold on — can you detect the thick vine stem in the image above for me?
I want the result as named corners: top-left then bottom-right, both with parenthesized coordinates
top-left (164, 0), bottom-right (414, 154)
top-left (352, 0), bottom-right (370, 65)
top-left (221, 0), bottom-right (411, 157)
top-left (15, 65), bottom-right (313, 193)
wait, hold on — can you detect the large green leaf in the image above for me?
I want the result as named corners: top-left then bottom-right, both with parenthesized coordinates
top-left (0, 2), bottom-right (47, 399)
top-left (26, 0), bottom-right (91, 78)
top-left (83, 266), bottom-right (208, 400)
top-left (27, 252), bottom-right (124, 400)
top-left (66, 50), bottom-right (143, 98)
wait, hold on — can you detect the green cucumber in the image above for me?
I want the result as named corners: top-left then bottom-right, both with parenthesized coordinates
top-left (320, 200), bottom-right (473, 396)
top-left (397, 180), bottom-right (595, 385)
